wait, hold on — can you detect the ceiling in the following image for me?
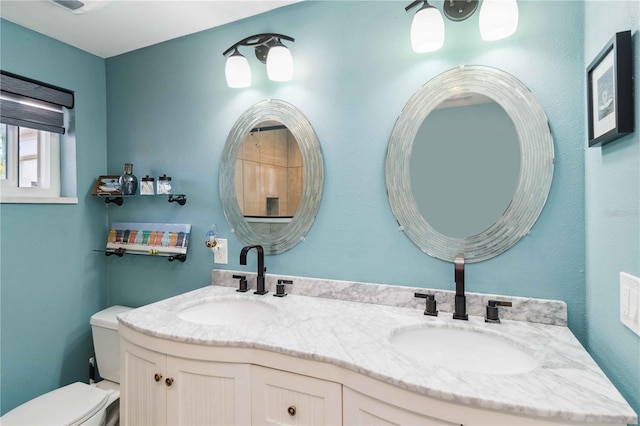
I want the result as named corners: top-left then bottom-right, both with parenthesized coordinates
top-left (0, 0), bottom-right (299, 58)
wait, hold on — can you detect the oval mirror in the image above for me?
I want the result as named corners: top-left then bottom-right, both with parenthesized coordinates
top-left (220, 99), bottom-right (323, 255)
top-left (386, 66), bottom-right (554, 263)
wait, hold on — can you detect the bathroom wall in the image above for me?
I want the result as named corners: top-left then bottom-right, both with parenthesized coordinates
top-left (0, 20), bottom-right (108, 414)
top-left (105, 0), bottom-right (586, 340)
top-left (2, 0), bottom-right (637, 418)
top-left (584, 0), bottom-right (640, 419)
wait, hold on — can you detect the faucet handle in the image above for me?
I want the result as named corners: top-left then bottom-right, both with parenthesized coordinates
top-left (232, 274), bottom-right (249, 293)
top-left (274, 279), bottom-right (293, 297)
top-left (414, 293), bottom-right (438, 316)
top-left (485, 300), bottom-right (512, 323)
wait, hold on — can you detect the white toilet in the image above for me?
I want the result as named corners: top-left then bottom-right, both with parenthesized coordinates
top-left (1, 305), bottom-right (132, 426)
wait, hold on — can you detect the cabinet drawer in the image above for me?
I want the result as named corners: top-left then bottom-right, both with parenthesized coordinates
top-left (251, 365), bottom-right (342, 425)
top-left (343, 387), bottom-right (458, 426)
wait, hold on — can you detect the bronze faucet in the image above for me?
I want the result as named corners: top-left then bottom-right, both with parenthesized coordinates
top-left (453, 254), bottom-right (468, 320)
top-left (240, 245), bottom-right (267, 295)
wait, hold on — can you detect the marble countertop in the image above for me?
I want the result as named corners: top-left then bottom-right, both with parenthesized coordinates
top-left (118, 284), bottom-right (636, 424)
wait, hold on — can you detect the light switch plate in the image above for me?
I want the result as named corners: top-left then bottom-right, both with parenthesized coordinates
top-left (213, 238), bottom-right (228, 264)
top-left (620, 272), bottom-right (640, 337)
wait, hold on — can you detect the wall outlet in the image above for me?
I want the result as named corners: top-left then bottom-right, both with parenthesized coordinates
top-left (620, 272), bottom-right (640, 337)
top-left (213, 238), bottom-right (228, 264)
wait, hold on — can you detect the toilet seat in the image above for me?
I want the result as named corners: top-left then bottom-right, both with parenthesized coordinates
top-left (1, 382), bottom-right (112, 425)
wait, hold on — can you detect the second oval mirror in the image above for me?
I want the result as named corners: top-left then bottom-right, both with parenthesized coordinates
top-left (386, 66), bottom-right (554, 263)
top-left (411, 95), bottom-right (520, 239)
top-left (220, 99), bottom-right (324, 255)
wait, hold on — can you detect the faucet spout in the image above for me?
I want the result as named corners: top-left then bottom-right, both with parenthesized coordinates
top-left (240, 245), bottom-right (267, 295)
top-left (453, 254), bottom-right (468, 320)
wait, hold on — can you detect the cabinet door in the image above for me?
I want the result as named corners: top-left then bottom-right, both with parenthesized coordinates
top-left (343, 387), bottom-right (458, 426)
top-left (251, 365), bottom-right (342, 425)
top-left (166, 357), bottom-right (252, 426)
top-left (120, 340), bottom-right (167, 426)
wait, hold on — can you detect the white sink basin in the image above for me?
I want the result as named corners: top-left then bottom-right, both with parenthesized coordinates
top-left (389, 326), bottom-right (539, 375)
top-left (178, 298), bottom-right (277, 325)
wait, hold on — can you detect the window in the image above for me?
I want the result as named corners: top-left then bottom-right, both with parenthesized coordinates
top-left (0, 71), bottom-right (75, 203)
top-left (1, 124), bottom-right (60, 197)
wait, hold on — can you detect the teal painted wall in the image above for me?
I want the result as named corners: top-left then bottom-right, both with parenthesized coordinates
top-left (0, 20), bottom-right (108, 414)
top-left (105, 1), bottom-right (586, 337)
top-left (1, 0), bottom-right (637, 419)
top-left (584, 1), bottom-right (640, 421)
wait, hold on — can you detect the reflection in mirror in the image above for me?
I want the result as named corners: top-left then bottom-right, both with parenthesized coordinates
top-left (220, 99), bottom-right (323, 255)
top-left (386, 66), bottom-right (554, 263)
top-left (411, 95), bottom-right (520, 238)
top-left (235, 121), bottom-right (304, 235)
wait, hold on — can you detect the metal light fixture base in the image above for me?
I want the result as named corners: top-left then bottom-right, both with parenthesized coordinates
top-left (223, 33), bottom-right (294, 61)
top-left (223, 33), bottom-right (295, 86)
top-left (443, 0), bottom-right (479, 21)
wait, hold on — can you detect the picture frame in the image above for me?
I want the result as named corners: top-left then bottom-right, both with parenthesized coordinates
top-left (91, 175), bottom-right (122, 196)
top-left (587, 30), bottom-right (633, 147)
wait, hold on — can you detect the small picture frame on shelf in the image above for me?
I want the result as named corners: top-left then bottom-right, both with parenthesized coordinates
top-left (92, 175), bottom-right (122, 196)
top-left (586, 30), bottom-right (633, 147)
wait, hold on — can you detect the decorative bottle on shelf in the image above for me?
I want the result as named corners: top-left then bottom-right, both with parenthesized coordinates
top-left (119, 163), bottom-right (138, 195)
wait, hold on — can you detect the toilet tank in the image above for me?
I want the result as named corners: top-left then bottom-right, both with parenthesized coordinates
top-left (90, 305), bottom-right (132, 384)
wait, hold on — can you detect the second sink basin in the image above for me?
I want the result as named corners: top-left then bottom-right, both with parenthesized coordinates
top-left (178, 298), bottom-right (277, 325)
top-left (389, 326), bottom-right (539, 375)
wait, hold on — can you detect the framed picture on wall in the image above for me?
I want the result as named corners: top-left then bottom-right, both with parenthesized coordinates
top-left (91, 175), bottom-right (122, 196)
top-left (586, 30), bottom-right (633, 147)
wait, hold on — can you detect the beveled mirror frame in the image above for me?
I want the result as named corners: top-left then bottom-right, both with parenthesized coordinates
top-left (220, 99), bottom-right (324, 255)
top-left (385, 66), bottom-right (554, 263)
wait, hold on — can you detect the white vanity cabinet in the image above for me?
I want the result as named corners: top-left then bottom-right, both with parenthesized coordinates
top-left (117, 285), bottom-right (637, 426)
top-left (120, 339), bottom-right (251, 425)
top-left (121, 337), bottom-right (341, 426)
top-left (120, 341), bottom-right (166, 424)
top-left (251, 365), bottom-right (342, 425)
top-left (343, 387), bottom-right (457, 425)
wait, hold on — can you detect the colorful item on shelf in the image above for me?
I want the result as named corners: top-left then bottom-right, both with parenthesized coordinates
top-left (106, 222), bottom-right (191, 256)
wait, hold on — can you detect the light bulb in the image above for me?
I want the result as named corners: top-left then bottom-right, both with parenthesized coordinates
top-left (479, 0), bottom-right (519, 41)
top-left (410, 2), bottom-right (445, 53)
top-left (225, 50), bottom-right (251, 88)
top-left (266, 41), bottom-right (294, 82)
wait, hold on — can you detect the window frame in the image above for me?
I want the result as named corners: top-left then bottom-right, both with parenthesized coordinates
top-left (1, 124), bottom-right (61, 200)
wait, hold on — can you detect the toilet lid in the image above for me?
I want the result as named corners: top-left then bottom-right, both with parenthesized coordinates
top-left (1, 382), bottom-right (111, 425)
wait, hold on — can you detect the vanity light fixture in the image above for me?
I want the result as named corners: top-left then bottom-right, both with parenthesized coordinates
top-left (406, 1), bottom-right (445, 53)
top-left (224, 49), bottom-right (252, 88)
top-left (222, 33), bottom-right (295, 88)
top-left (405, 0), bottom-right (518, 53)
top-left (478, 0), bottom-right (518, 41)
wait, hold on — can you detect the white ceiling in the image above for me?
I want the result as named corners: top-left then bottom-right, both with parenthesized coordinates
top-left (0, 0), bottom-right (299, 58)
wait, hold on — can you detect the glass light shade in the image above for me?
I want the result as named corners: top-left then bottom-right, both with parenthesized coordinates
top-left (225, 51), bottom-right (251, 88)
top-left (266, 43), bottom-right (294, 81)
top-left (410, 4), bottom-right (445, 53)
top-left (479, 0), bottom-right (519, 41)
